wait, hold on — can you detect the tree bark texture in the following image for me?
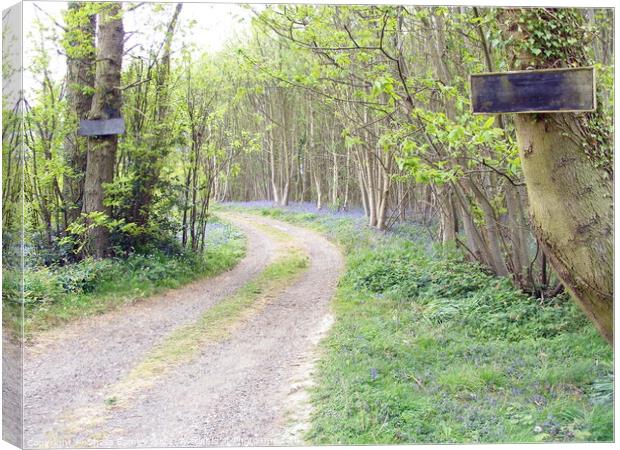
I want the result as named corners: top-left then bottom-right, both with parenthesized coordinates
top-left (62, 2), bottom-right (96, 226)
top-left (82, 2), bottom-right (124, 258)
top-left (514, 114), bottom-right (613, 344)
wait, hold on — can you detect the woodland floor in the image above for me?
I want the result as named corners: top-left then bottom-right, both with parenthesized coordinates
top-left (23, 213), bottom-right (343, 448)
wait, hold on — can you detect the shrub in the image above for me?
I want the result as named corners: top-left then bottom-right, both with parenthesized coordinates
top-left (22, 215), bottom-right (246, 333)
top-left (53, 258), bottom-right (116, 294)
top-left (24, 267), bottom-right (65, 307)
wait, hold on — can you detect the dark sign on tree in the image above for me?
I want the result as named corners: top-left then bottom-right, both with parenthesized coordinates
top-left (78, 118), bottom-right (125, 136)
top-left (470, 67), bottom-right (595, 114)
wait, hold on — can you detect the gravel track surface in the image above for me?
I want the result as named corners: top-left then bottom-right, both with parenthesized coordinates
top-left (23, 213), bottom-right (343, 448)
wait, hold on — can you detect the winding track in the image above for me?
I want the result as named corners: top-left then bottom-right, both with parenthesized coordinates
top-left (23, 213), bottom-right (343, 448)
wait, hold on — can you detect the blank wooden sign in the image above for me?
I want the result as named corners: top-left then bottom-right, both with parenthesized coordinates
top-left (78, 118), bottom-right (125, 136)
top-left (470, 67), bottom-right (595, 114)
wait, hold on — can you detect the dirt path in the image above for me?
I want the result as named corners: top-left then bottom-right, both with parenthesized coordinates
top-left (23, 213), bottom-right (343, 448)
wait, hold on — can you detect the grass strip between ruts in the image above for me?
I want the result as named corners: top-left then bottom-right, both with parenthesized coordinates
top-left (117, 245), bottom-right (308, 388)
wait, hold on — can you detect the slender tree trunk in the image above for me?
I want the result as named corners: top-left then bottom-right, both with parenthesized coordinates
top-left (465, 180), bottom-right (509, 277)
top-left (365, 149), bottom-right (377, 227)
top-left (131, 3), bottom-right (182, 227)
top-left (343, 146), bottom-right (350, 210)
top-left (331, 130), bottom-right (339, 207)
top-left (181, 166), bottom-right (191, 247)
top-left (376, 158), bottom-right (391, 230)
top-left (505, 183), bottom-right (531, 287)
top-left (268, 136), bottom-right (279, 204)
top-left (314, 172), bottom-right (322, 210)
top-left (279, 92), bottom-right (291, 206)
top-left (438, 185), bottom-right (456, 244)
top-left (357, 166), bottom-right (369, 217)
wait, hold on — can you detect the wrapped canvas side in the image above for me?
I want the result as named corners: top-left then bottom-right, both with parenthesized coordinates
top-left (2, 2), bottom-right (24, 448)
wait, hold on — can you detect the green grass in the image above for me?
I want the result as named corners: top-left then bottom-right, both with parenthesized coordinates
top-left (17, 217), bottom-right (246, 336)
top-left (221, 204), bottom-right (613, 444)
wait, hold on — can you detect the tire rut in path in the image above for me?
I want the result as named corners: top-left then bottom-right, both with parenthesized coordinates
top-left (24, 214), bottom-right (344, 448)
top-left (23, 216), bottom-right (279, 448)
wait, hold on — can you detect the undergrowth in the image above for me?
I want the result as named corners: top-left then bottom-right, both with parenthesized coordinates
top-left (219, 203), bottom-right (614, 444)
top-left (10, 217), bottom-right (246, 335)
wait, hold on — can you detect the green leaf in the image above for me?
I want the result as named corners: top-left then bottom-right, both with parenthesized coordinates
top-left (483, 117), bottom-right (496, 129)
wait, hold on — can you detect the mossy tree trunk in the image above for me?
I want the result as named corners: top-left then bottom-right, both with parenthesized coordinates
top-left (62, 2), bottom-right (96, 227)
top-left (513, 115), bottom-right (613, 344)
top-left (82, 2), bottom-right (124, 258)
top-left (503, 8), bottom-right (613, 344)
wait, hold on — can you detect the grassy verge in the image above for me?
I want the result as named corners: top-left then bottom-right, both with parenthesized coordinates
top-left (18, 217), bottom-right (246, 336)
top-left (220, 204), bottom-right (613, 444)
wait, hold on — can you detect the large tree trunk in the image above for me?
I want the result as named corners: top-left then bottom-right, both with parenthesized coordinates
top-left (501, 8), bottom-right (614, 344)
top-left (514, 114), bottom-right (613, 344)
top-left (82, 2), bottom-right (124, 258)
top-left (62, 2), bottom-right (96, 226)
